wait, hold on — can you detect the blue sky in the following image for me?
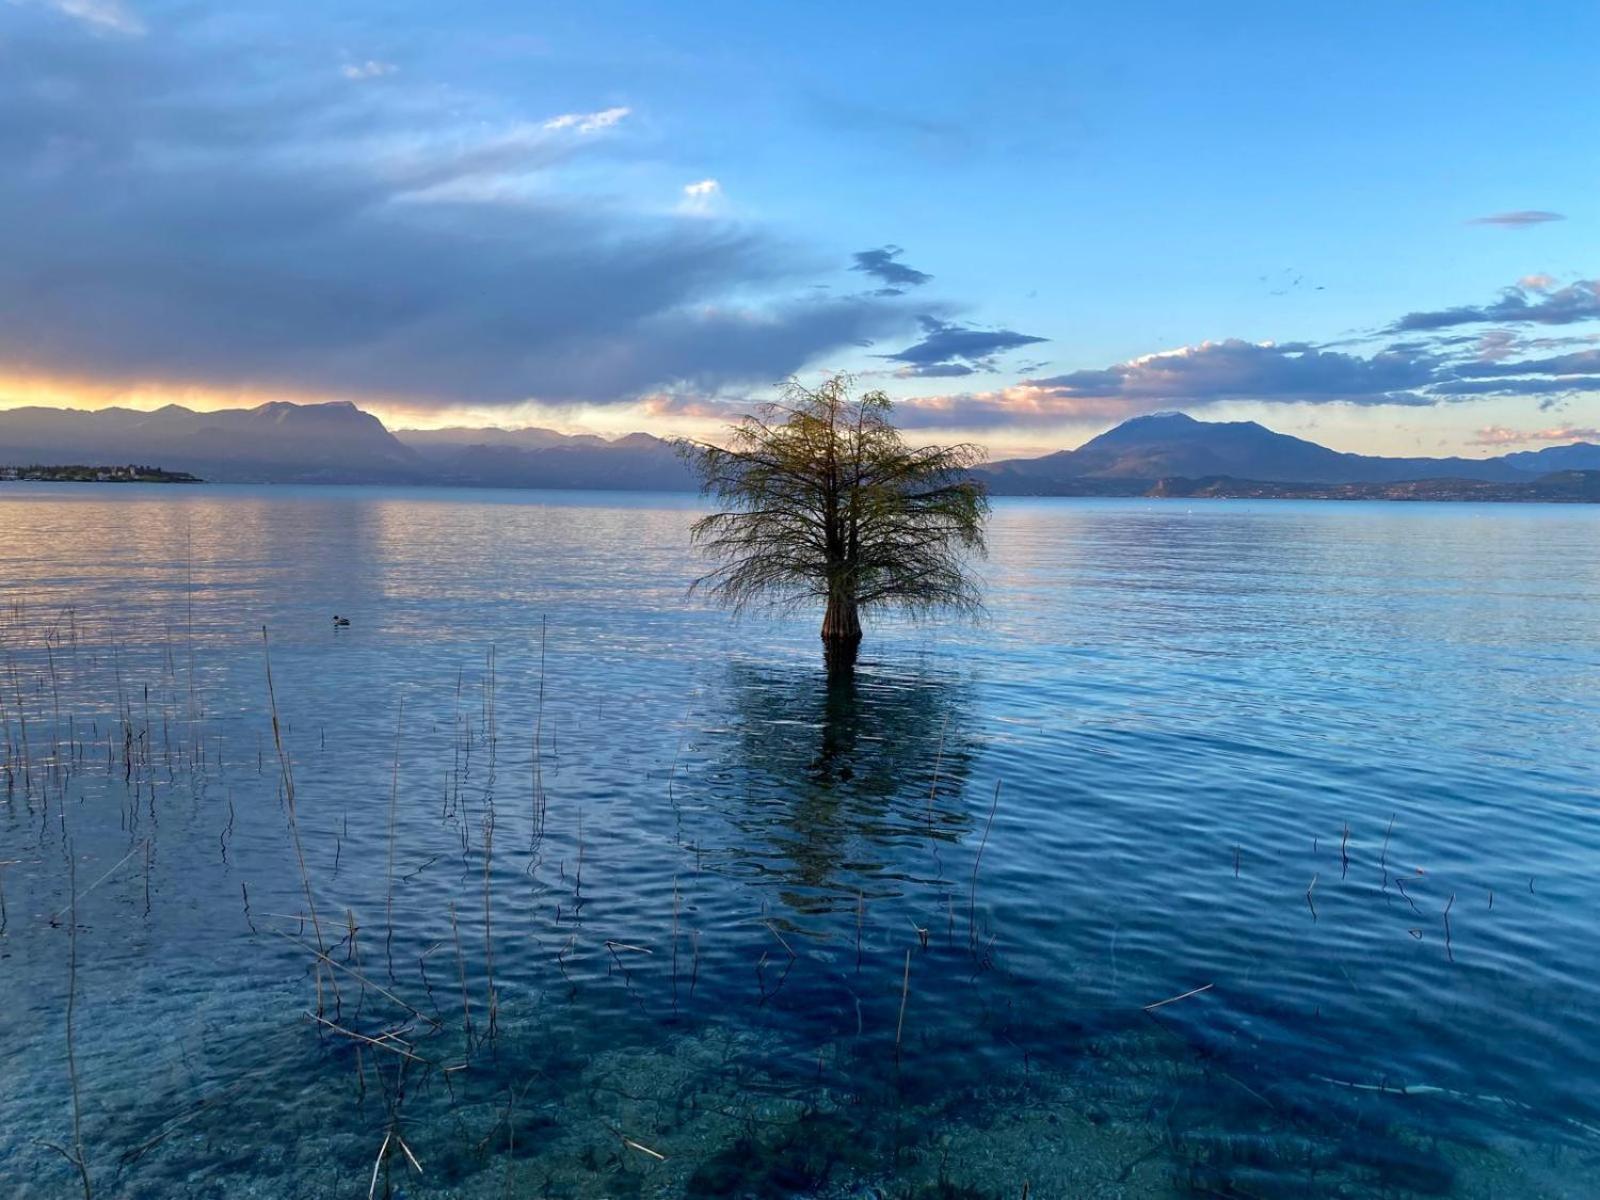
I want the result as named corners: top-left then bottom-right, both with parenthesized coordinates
top-left (1, 0), bottom-right (1596, 457)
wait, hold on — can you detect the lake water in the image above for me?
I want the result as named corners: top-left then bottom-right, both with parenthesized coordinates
top-left (1, 484), bottom-right (1598, 1198)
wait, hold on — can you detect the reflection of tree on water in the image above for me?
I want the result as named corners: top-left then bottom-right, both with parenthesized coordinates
top-left (697, 659), bottom-right (981, 914)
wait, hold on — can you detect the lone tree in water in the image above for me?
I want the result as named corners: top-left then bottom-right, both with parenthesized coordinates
top-left (680, 375), bottom-right (989, 671)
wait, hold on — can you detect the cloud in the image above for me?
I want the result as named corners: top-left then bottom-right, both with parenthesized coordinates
top-left (885, 315), bottom-right (1047, 377)
top-left (1471, 425), bottom-right (1600, 446)
top-left (1474, 330), bottom-right (1520, 361)
top-left (36, 0), bottom-right (144, 36)
top-left (1433, 376), bottom-right (1600, 397)
top-left (0, 20), bottom-right (918, 407)
top-left (1445, 348), bottom-right (1600, 378)
top-left (894, 385), bottom-right (1144, 429)
top-left (677, 178), bottom-right (722, 215)
top-left (1390, 279), bottom-right (1600, 332)
top-left (342, 60), bottom-right (398, 81)
top-left (1468, 211), bottom-right (1565, 228)
top-left (1027, 339), bottom-right (1439, 407)
top-left (898, 325), bottom-right (1600, 430)
top-left (1518, 273), bottom-right (1558, 292)
top-left (542, 106), bottom-right (631, 134)
top-left (896, 275), bottom-right (1600, 433)
top-left (851, 246), bottom-right (932, 288)
top-left (637, 392), bottom-right (748, 421)
top-left (897, 340), bottom-right (1459, 429)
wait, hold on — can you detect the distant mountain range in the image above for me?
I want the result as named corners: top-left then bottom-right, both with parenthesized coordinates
top-left (978, 412), bottom-right (1598, 492)
top-left (0, 401), bottom-right (692, 488)
top-left (2, 401), bottom-right (1597, 499)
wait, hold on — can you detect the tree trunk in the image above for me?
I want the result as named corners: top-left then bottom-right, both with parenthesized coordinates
top-left (821, 591), bottom-right (862, 674)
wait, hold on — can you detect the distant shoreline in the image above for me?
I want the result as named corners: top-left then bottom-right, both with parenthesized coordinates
top-left (2, 475), bottom-right (1596, 504)
top-left (0, 465), bottom-right (203, 484)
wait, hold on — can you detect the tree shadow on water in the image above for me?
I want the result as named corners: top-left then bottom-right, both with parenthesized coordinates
top-left (697, 659), bottom-right (983, 915)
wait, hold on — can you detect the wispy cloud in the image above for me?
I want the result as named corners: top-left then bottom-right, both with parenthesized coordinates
top-left (1468, 210), bottom-right (1565, 228)
top-left (342, 60), bottom-right (398, 81)
top-left (895, 385), bottom-right (1143, 429)
top-left (38, 0), bottom-right (144, 36)
top-left (543, 106), bottom-right (631, 134)
top-left (1471, 424), bottom-right (1600, 446)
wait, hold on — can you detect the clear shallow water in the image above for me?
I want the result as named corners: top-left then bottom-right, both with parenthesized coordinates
top-left (1, 484), bottom-right (1598, 1198)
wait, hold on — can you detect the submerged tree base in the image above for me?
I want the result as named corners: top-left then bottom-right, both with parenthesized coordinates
top-left (822, 594), bottom-right (863, 674)
top-left (823, 632), bottom-right (862, 675)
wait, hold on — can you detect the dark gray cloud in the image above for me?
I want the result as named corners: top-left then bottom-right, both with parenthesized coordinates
top-left (1468, 210), bottom-right (1565, 228)
top-left (1435, 376), bottom-right (1600, 396)
top-left (1028, 340), bottom-right (1439, 407)
top-left (885, 315), bottom-right (1048, 377)
top-left (0, 13), bottom-right (922, 406)
top-left (1390, 280), bottom-right (1600, 332)
top-left (850, 246), bottom-right (932, 288)
top-left (1441, 348), bottom-right (1600, 379)
top-left (897, 330), bottom-right (1600, 430)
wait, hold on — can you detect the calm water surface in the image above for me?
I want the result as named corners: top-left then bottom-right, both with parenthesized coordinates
top-left (1, 485), bottom-right (1598, 1198)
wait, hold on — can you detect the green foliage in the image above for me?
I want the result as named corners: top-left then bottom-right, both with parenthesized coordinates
top-left (678, 375), bottom-right (989, 630)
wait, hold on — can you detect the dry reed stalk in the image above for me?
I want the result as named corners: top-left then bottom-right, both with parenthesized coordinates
top-left (448, 901), bottom-right (475, 1050)
top-left (895, 947), bottom-right (912, 1062)
top-left (62, 846), bottom-right (92, 1198)
top-left (0, 858), bottom-right (15, 933)
top-left (620, 1135), bottom-right (667, 1162)
top-left (1142, 982), bottom-right (1213, 1012)
top-left (482, 814), bottom-right (497, 1042)
top-left (260, 628), bottom-right (338, 1011)
top-left (855, 889), bottom-right (865, 972)
top-left (367, 1130), bottom-right (392, 1200)
top-left (385, 702), bottom-right (403, 978)
top-left (396, 1137), bottom-right (422, 1174)
top-left (575, 804), bottom-right (585, 899)
top-left (762, 919), bottom-right (797, 960)
top-left (1306, 873), bottom-right (1318, 922)
top-left (304, 1012), bottom-right (427, 1064)
top-left (532, 617), bottom-right (546, 842)
top-left (482, 648), bottom-right (499, 1043)
top-left (968, 780), bottom-right (1001, 951)
top-left (47, 838), bottom-right (148, 926)
top-left (1379, 813), bottom-right (1395, 889)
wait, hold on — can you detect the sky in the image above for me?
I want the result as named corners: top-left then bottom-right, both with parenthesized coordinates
top-left (1, 0), bottom-right (1597, 460)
